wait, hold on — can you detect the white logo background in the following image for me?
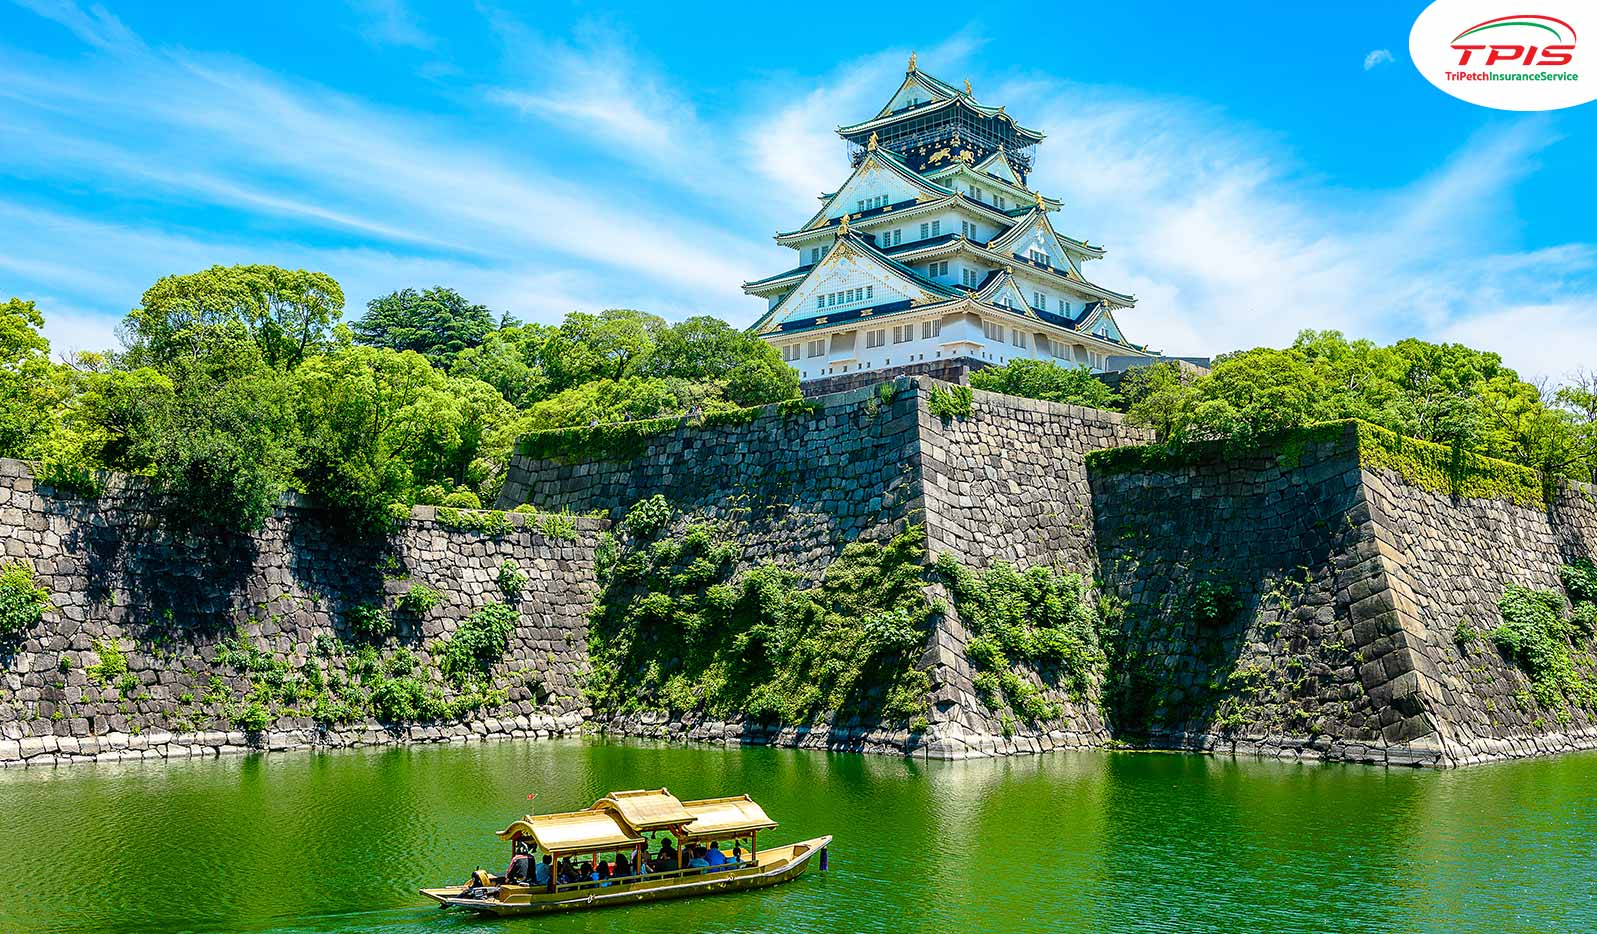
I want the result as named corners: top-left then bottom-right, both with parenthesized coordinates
top-left (1410, 0), bottom-right (1596, 111)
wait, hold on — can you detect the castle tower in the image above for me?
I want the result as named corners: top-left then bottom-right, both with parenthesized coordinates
top-left (743, 55), bottom-right (1154, 388)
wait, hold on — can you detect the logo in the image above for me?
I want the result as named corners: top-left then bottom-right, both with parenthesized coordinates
top-left (1410, 0), bottom-right (1596, 110)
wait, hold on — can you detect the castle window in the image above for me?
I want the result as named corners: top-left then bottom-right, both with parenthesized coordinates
top-left (810, 247), bottom-right (821, 263)
top-left (1030, 249), bottom-right (1050, 266)
top-left (1012, 331), bottom-right (1027, 349)
top-left (929, 261), bottom-right (948, 278)
top-left (922, 319), bottom-right (941, 339)
top-left (866, 329), bottom-right (886, 349)
top-left (806, 339), bottom-right (826, 358)
top-left (782, 343), bottom-right (800, 361)
top-left (931, 220), bottom-right (941, 236)
top-left (1033, 292), bottom-right (1045, 310)
top-left (982, 320), bottom-right (1004, 341)
top-left (961, 221), bottom-right (978, 240)
top-left (919, 222), bottom-right (929, 239)
top-left (893, 325), bottom-right (913, 343)
top-left (816, 296), bottom-right (824, 309)
top-left (890, 228), bottom-right (902, 246)
top-left (962, 268), bottom-right (980, 287)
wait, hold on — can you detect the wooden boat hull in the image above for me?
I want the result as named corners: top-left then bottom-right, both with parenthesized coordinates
top-left (421, 836), bottom-right (830, 917)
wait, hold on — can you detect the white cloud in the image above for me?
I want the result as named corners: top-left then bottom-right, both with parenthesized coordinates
top-left (347, 0), bottom-right (433, 49)
top-left (1364, 49), bottom-right (1396, 70)
top-left (12, 0), bottom-right (142, 53)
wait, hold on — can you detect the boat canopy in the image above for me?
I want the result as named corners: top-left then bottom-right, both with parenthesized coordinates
top-left (496, 811), bottom-right (644, 854)
top-left (678, 795), bottom-right (779, 839)
top-left (593, 788), bottom-right (697, 832)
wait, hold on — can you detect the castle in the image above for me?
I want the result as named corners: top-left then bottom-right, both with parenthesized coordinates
top-left (743, 55), bottom-right (1155, 387)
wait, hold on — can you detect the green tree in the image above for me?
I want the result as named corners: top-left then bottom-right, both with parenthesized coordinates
top-left (0, 298), bottom-right (57, 459)
top-left (642, 316), bottom-right (799, 406)
top-left (352, 287), bottom-right (496, 367)
top-left (541, 309), bottom-right (665, 390)
top-left (124, 265), bottom-right (342, 369)
top-left (968, 358), bottom-right (1119, 408)
top-left (449, 324), bottom-right (554, 406)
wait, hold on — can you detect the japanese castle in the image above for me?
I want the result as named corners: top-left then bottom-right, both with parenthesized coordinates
top-left (744, 54), bottom-right (1154, 386)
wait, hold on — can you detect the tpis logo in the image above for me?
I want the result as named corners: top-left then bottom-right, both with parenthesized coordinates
top-left (1410, 0), bottom-right (1595, 110)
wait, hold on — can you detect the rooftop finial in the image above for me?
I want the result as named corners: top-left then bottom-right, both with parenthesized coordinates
top-left (867, 131), bottom-right (878, 151)
top-left (908, 51), bottom-right (917, 73)
top-left (964, 78), bottom-right (972, 95)
top-left (1034, 190), bottom-right (1045, 209)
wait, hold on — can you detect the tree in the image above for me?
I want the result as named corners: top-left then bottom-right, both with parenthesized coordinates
top-left (642, 316), bottom-right (798, 407)
top-left (968, 358), bottom-right (1119, 409)
top-left (521, 376), bottom-right (699, 430)
top-left (352, 287), bottom-right (496, 368)
top-left (0, 298), bottom-right (57, 459)
top-left (449, 324), bottom-right (553, 406)
top-left (124, 265), bottom-right (343, 369)
top-left (541, 309), bottom-right (665, 390)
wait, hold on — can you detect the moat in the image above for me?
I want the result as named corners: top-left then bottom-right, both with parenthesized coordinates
top-left (2, 739), bottom-right (1592, 933)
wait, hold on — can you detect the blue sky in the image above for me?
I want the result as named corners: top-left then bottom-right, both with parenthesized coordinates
top-left (2, 1), bottom-right (1594, 378)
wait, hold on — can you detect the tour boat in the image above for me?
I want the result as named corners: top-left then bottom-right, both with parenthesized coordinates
top-left (420, 788), bottom-right (830, 916)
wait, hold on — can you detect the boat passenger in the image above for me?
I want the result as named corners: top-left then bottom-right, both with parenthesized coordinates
top-left (688, 846), bottom-right (711, 869)
top-left (558, 857), bottom-right (575, 884)
top-left (658, 838), bottom-right (677, 865)
top-left (533, 855), bottom-right (553, 887)
top-left (504, 842), bottom-right (533, 883)
top-left (733, 843), bottom-right (744, 865)
top-left (705, 841), bottom-right (727, 868)
top-left (615, 852), bottom-right (632, 877)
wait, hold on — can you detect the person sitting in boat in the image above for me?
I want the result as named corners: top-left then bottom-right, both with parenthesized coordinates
top-left (533, 854), bottom-right (553, 887)
top-left (503, 842), bottom-right (533, 884)
top-left (732, 843), bottom-right (744, 865)
top-left (705, 841), bottom-right (728, 870)
top-left (614, 852), bottom-right (633, 878)
top-left (688, 845), bottom-right (711, 869)
top-left (557, 857), bottom-right (575, 884)
top-left (657, 837), bottom-right (677, 867)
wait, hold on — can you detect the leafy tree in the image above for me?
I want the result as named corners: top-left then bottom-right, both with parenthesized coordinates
top-left (642, 316), bottom-right (799, 406)
top-left (0, 298), bottom-right (57, 459)
top-left (449, 324), bottom-right (553, 406)
top-left (541, 309), bottom-right (665, 390)
top-left (124, 265), bottom-right (342, 369)
top-left (352, 287), bottom-right (496, 367)
top-left (521, 376), bottom-right (704, 429)
top-left (968, 358), bottom-right (1119, 409)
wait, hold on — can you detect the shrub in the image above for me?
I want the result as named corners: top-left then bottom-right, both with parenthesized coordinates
top-left (345, 602), bottom-right (392, 642)
top-left (968, 358), bottom-right (1119, 409)
top-left (85, 638), bottom-right (129, 687)
top-left (537, 513), bottom-right (578, 541)
top-left (497, 560), bottom-right (528, 598)
top-left (0, 562), bottom-right (49, 639)
top-left (231, 699), bottom-right (271, 732)
top-left (439, 603), bottom-right (517, 685)
top-left (1493, 584), bottom-right (1587, 708)
top-left (622, 494), bottom-right (672, 539)
top-left (439, 489), bottom-right (482, 509)
top-left (1560, 560), bottom-right (1597, 606)
top-left (397, 583), bottom-right (442, 616)
top-left (434, 507), bottom-right (512, 536)
top-left (927, 384), bottom-right (973, 420)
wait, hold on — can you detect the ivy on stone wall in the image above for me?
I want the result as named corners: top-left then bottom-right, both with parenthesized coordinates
top-left (584, 498), bottom-right (933, 726)
top-left (934, 554), bottom-right (1103, 724)
top-left (1489, 565), bottom-right (1597, 716)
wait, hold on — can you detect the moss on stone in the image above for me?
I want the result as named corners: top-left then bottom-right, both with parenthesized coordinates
top-left (1087, 419), bottom-right (1548, 506)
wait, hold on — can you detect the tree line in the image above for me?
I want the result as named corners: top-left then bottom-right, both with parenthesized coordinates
top-left (0, 264), bottom-right (798, 534)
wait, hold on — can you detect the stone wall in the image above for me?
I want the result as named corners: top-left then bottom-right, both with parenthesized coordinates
top-left (498, 380), bottom-right (926, 579)
top-left (1088, 424), bottom-right (1597, 766)
top-left (0, 458), bottom-right (601, 767)
top-left (1362, 466), bottom-right (1597, 764)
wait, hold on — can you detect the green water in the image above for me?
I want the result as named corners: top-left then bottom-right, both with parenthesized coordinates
top-left (1, 740), bottom-right (1593, 933)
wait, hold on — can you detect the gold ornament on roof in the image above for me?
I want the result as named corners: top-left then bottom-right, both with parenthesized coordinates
top-left (867, 131), bottom-right (878, 151)
top-left (1034, 190), bottom-right (1045, 209)
top-left (837, 213), bottom-right (850, 236)
top-left (908, 51), bottom-right (917, 72)
top-left (964, 79), bottom-right (972, 95)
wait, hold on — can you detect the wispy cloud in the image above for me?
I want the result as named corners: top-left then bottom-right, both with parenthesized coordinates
top-left (1364, 49), bottom-right (1395, 70)
top-left (347, 0), bottom-right (433, 50)
top-left (12, 0), bottom-right (142, 53)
